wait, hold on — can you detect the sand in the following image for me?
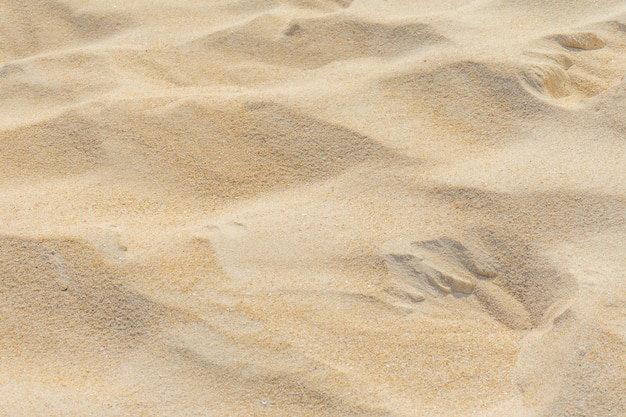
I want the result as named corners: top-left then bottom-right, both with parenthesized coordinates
top-left (1, 1), bottom-right (625, 416)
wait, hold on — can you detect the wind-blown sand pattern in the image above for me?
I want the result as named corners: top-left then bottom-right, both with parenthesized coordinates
top-left (1, 1), bottom-right (625, 416)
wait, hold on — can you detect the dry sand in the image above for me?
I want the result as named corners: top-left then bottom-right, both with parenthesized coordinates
top-left (1, 1), bottom-right (625, 416)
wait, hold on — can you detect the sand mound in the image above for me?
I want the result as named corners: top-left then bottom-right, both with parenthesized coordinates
top-left (0, 0), bottom-right (130, 61)
top-left (384, 60), bottom-right (551, 141)
top-left (1, 1), bottom-right (625, 416)
top-left (192, 14), bottom-right (445, 69)
top-left (0, 110), bottom-right (103, 180)
top-left (227, 0), bottom-right (353, 13)
top-left (0, 236), bottom-right (167, 354)
top-left (1, 98), bottom-right (391, 199)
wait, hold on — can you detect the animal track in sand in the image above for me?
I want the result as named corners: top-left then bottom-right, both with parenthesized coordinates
top-left (385, 237), bottom-right (532, 330)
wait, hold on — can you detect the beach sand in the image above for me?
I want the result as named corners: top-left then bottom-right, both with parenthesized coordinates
top-left (1, 1), bottom-right (625, 416)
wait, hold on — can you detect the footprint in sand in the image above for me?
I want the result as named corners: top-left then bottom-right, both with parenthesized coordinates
top-left (521, 23), bottom-right (626, 102)
top-left (385, 237), bottom-right (532, 330)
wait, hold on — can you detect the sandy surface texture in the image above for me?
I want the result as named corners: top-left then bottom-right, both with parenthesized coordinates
top-left (1, 1), bottom-right (625, 416)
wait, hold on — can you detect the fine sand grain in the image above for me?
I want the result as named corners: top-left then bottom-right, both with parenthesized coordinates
top-left (1, 1), bottom-right (625, 416)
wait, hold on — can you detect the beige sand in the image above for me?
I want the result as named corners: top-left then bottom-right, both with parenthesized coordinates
top-left (1, 1), bottom-right (625, 416)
